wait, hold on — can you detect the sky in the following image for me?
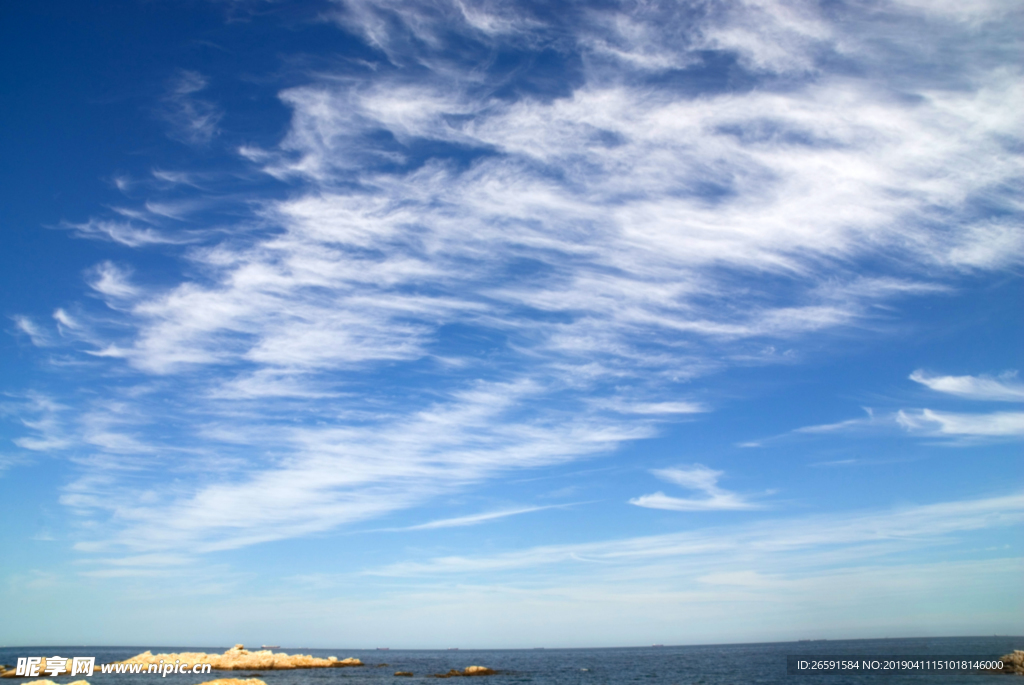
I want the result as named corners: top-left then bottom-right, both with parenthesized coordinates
top-left (1, 0), bottom-right (1022, 649)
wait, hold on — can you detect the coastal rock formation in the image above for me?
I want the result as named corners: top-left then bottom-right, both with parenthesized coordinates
top-left (117, 645), bottom-right (362, 671)
top-left (394, 672), bottom-right (414, 677)
top-left (463, 667), bottom-right (496, 675)
top-left (430, 666), bottom-right (497, 678)
top-left (992, 651), bottom-right (1024, 675)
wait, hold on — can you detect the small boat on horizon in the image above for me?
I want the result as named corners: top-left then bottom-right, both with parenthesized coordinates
top-left (376, 648), bottom-right (390, 651)
top-left (447, 648), bottom-right (459, 651)
top-left (261, 645), bottom-right (280, 649)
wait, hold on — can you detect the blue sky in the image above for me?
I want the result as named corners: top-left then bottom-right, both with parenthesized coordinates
top-left (1, 0), bottom-right (1022, 648)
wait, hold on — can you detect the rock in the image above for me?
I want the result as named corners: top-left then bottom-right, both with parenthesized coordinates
top-left (432, 669), bottom-right (464, 678)
top-left (114, 646), bottom-right (363, 671)
top-left (429, 666), bottom-right (496, 678)
top-left (991, 650), bottom-right (1024, 675)
top-left (394, 672), bottom-right (414, 677)
top-left (463, 666), bottom-right (496, 676)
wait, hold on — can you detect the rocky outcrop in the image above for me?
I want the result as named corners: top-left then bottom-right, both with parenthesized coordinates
top-left (394, 672), bottom-right (414, 677)
top-left (463, 667), bottom-right (495, 675)
top-left (991, 651), bottom-right (1024, 675)
top-left (430, 666), bottom-right (496, 678)
top-left (117, 645), bottom-right (362, 670)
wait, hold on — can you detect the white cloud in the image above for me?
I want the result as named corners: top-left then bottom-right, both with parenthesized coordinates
top-left (26, 0), bottom-right (1024, 556)
top-left (52, 308), bottom-right (81, 331)
top-left (697, 0), bottom-right (833, 74)
top-left (63, 219), bottom-right (189, 248)
top-left (897, 409), bottom-right (1024, 437)
top-left (772, 401), bottom-right (1024, 444)
top-left (6, 394), bottom-right (73, 452)
top-left (910, 369), bottom-right (1024, 401)
top-left (599, 400), bottom-right (707, 415)
top-left (630, 465), bottom-right (761, 511)
top-left (396, 504), bottom-right (569, 531)
top-left (784, 408), bottom-right (881, 438)
top-left (794, 415), bottom-right (877, 434)
top-left (88, 262), bottom-right (139, 301)
top-left (12, 316), bottom-right (51, 347)
top-left (161, 70), bottom-right (222, 146)
top-left (64, 379), bottom-right (654, 554)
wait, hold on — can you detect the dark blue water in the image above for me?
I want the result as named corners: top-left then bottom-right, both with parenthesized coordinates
top-left (2, 637), bottom-right (1019, 685)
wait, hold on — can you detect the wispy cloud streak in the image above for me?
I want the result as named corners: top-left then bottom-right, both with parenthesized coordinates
top-left (372, 491), bottom-right (1024, 576)
top-left (630, 465), bottom-right (761, 511)
top-left (161, 70), bottom-right (222, 146)
top-left (754, 366), bottom-right (1024, 446)
top-left (395, 504), bottom-right (573, 531)
top-left (897, 409), bottom-right (1024, 437)
top-left (910, 370), bottom-right (1024, 402)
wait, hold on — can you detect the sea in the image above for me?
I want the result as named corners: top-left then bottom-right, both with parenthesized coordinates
top-left (2, 637), bottom-right (1020, 685)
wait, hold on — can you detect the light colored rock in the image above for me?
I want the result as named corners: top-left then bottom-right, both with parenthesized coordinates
top-left (429, 666), bottom-right (496, 678)
top-left (463, 666), bottom-right (495, 676)
top-left (994, 650), bottom-right (1024, 675)
top-left (394, 671), bottom-right (414, 677)
top-left (116, 645), bottom-right (362, 671)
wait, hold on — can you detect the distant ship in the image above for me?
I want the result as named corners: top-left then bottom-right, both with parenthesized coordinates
top-left (652, 644), bottom-right (665, 647)
top-left (376, 648), bottom-right (390, 651)
top-left (261, 646), bottom-right (280, 649)
top-left (447, 648), bottom-right (459, 651)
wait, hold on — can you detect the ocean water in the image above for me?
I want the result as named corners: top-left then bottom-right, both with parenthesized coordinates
top-left (2, 637), bottom-right (1020, 685)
